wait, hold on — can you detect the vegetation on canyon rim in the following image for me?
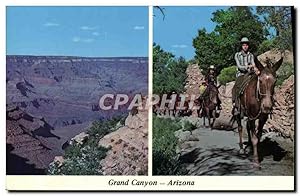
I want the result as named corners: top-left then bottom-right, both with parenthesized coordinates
top-left (48, 116), bottom-right (125, 175)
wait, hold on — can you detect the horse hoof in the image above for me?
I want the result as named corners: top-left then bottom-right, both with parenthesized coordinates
top-left (252, 162), bottom-right (261, 169)
top-left (238, 149), bottom-right (245, 155)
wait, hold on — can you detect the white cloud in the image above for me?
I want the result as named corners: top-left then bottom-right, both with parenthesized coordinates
top-left (80, 26), bottom-right (98, 31)
top-left (72, 36), bottom-right (81, 42)
top-left (72, 36), bottom-right (94, 43)
top-left (133, 26), bottom-right (145, 30)
top-left (82, 38), bottom-right (94, 43)
top-left (43, 22), bottom-right (60, 27)
top-left (92, 32), bottom-right (100, 36)
top-left (171, 44), bottom-right (188, 48)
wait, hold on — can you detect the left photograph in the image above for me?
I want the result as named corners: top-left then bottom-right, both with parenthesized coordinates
top-left (6, 6), bottom-right (149, 175)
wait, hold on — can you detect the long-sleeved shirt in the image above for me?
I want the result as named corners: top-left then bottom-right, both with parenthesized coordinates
top-left (234, 51), bottom-right (255, 76)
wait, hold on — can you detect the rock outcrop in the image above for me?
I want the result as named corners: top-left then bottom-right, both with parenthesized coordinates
top-left (98, 108), bottom-right (148, 175)
top-left (184, 64), bottom-right (205, 98)
top-left (6, 105), bottom-right (61, 174)
top-left (258, 49), bottom-right (293, 66)
top-left (69, 132), bottom-right (89, 146)
top-left (184, 64), bottom-right (205, 116)
top-left (265, 75), bottom-right (294, 139)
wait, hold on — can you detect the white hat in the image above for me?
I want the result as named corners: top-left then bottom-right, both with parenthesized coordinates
top-left (240, 37), bottom-right (250, 43)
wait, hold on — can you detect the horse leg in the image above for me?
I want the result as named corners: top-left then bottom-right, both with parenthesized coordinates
top-left (170, 109), bottom-right (173, 117)
top-left (251, 122), bottom-right (260, 168)
top-left (210, 109), bottom-right (216, 128)
top-left (245, 120), bottom-right (254, 154)
top-left (202, 108), bottom-right (206, 127)
top-left (237, 116), bottom-right (244, 154)
top-left (206, 107), bottom-right (210, 129)
top-left (255, 114), bottom-right (269, 162)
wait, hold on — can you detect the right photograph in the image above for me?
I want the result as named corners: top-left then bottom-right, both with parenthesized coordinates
top-left (152, 6), bottom-right (295, 176)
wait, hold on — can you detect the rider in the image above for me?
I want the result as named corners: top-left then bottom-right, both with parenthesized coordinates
top-left (232, 37), bottom-right (260, 108)
top-left (204, 65), bottom-right (222, 110)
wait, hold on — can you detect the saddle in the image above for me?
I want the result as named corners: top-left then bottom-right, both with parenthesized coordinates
top-left (237, 74), bottom-right (256, 97)
top-left (233, 73), bottom-right (257, 117)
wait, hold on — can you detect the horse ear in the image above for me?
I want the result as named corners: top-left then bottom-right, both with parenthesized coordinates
top-left (254, 56), bottom-right (264, 71)
top-left (272, 57), bottom-right (284, 73)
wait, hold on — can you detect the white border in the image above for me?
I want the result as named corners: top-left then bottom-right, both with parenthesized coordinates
top-left (1, 0), bottom-right (297, 192)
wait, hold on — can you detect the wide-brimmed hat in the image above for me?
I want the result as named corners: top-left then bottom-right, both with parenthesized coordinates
top-left (240, 37), bottom-right (250, 44)
top-left (209, 65), bottom-right (215, 69)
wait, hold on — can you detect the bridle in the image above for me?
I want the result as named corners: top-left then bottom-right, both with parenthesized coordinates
top-left (207, 84), bottom-right (218, 104)
top-left (247, 74), bottom-right (274, 120)
top-left (256, 75), bottom-right (273, 99)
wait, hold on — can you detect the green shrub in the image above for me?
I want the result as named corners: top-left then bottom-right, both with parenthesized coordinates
top-left (48, 145), bottom-right (108, 175)
top-left (218, 66), bottom-right (237, 85)
top-left (152, 116), bottom-right (187, 175)
top-left (257, 39), bottom-right (276, 54)
top-left (276, 62), bottom-right (294, 86)
top-left (182, 120), bottom-right (197, 132)
top-left (48, 115), bottom-right (125, 175)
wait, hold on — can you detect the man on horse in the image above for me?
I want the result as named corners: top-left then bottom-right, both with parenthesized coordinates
top-left (205, 65), bottom-right (222, 110)
top-left (231, 37), bottom-right (284, 167)
top-left (232, 37), bottom-right (260, 114)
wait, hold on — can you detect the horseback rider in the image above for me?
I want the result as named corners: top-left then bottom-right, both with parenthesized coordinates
top-left (205, 65), bottom-right (217, 85)
top-left (232, 37), bottom-right (260, 110)
top-left (204, 65), bottom-right (222, 110)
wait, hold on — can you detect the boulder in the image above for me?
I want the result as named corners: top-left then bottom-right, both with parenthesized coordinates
top-left (53, 156), bottom-right (65, 167)
top-left (70, 132), bottom-right (89, 146)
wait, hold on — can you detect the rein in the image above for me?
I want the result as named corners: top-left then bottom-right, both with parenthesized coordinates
top-left (256, 76), bottom-right (273, 98)
top-left (246, 75), bottom-right (274, 120)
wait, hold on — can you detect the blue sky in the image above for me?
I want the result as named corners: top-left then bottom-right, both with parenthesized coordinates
top-left (154, 6), bottom-right (229, 60)
top-left (7, 6), bottom-right (148, 57)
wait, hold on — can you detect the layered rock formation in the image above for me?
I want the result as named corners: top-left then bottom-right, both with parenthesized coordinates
top-left (6, 105), bottom-right (61, 174)
top-left (184, 64), bottom-right (205, 99)
top-left (6, 55), bottom-right (148, 174)
top-left (184, 64), bottom-right (205, 116)
top-left (7, 55), bottom-right (148, 128)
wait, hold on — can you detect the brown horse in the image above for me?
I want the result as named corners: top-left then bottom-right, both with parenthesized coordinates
top-left (233, 56), bottom-right (283, 167)
top-left (198, 84), bottom-right (220, 128)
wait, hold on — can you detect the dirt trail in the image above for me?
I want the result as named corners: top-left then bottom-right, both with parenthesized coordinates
top-left (176, 64), bottom-right (294, 176)
top-left (176, 117), bottom-right (294, 176)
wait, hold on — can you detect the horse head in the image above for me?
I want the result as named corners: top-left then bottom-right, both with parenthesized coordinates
top-left (254, 56), bottom-right (284, 113)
